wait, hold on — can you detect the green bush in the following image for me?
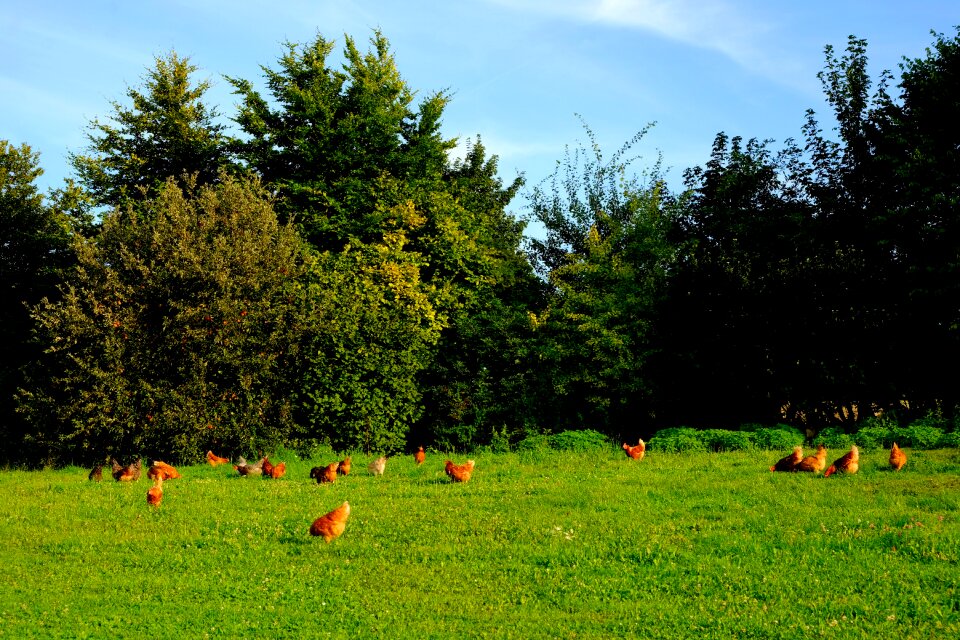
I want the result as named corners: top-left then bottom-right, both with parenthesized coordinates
top-left (513, 434), bottom-right (551, 453)
top-left (547, 429), bottom-right (611, 452)
top-left (893, 425), bottom-right (945, 449)
top-left (649, 428), bottom-right (708, 453)
top-left (515, 429), bottom-right (611, 453)
top-left (852, 416), bottom-right (895, 449)
top-left (940, 431), bottom-right (960, 448)
top-left (815, 427), bottom-right (854, 449)
top-left (699, 429), bottom-right (753, 452)
top-left (748, 425), bottom-right (805, 450)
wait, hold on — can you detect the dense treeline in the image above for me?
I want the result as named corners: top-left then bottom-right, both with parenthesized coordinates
top-left (2, 29), bottom-right (958, 466)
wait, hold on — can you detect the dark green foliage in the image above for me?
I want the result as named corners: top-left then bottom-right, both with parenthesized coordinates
top-left (892, 425), bottom-right (946, 450)
top-left (0, 141), bottom-right (79, 464)
top-left (71, 52), bottom-right (234, 209)
top-left (527, 123), bottom-right (680, 436)
top-left (546, 429), bottom-right (612, 452)
top-left (295, 224), bottom-right (442, 454)
top-left (657, 133), bottom-right (822, 427)
top-left (18, 175), bottom-right (312, 464)
top-left (228, 30), bottom-right (454, 251)
top-left (743, 424), bottom-right (806, 450)
top-left (230, 34), bottom-right (539, 451)
top-left (814, 427), bottom-right (855, 449)
top-left (514, 429), bottom-right (611, 454)
top-left (852, 421), bottom-right (895, 450)
top-left (697, 429), bottom-right (754, 452)
top-left (415, 139), bottom-right (547, 450)
top-left (648, 427), bottom-right (709, 453)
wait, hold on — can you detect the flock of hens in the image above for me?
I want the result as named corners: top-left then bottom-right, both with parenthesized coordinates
top-left (87, 445), bottom-right (474, 543)
top-left (768, 441), bottom-right (907, 476)
top-left (88, 438), bottom-right (907, 543)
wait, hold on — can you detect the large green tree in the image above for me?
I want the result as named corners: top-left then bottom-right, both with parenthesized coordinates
top-left (228, 31), bottom-right (454, 251)
top-left (0, 142), bottom-right (78, 463)
top-left (19, 175), bottom-right (312, 465)
top-left (230, 32), bottom-right (539, 450)
top-left (527, 125), bottom-right (680, 438)
top-left (794, 31), bottom-right (960, 424)
top-left (71, 51), bottom-right (234, 209)
top-left (657, 134), bottom-right (822, 427)
top-left (414, 139), bottom-right (547, 450)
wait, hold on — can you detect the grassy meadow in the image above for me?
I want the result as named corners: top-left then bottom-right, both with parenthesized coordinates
top-left (1, 446), bottom-right (958, 639)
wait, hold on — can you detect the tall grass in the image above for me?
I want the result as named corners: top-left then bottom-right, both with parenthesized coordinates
top-left (1, 448), bottom-right (958, 638)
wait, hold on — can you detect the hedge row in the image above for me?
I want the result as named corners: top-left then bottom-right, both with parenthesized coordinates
top-left (649, 420), bottom-right (960, 453)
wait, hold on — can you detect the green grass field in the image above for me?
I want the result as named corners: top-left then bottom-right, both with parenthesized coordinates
top-left (1, 447), bottom-right (958, 639)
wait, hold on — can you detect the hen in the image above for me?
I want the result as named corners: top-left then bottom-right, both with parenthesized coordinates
top-left (261, 457), bottom-right (275, 478)
top-left (206, 450), bottom-right (230, 466)
top-left (147, 460), bottom-right (181, 481)
top-left (111, 458), bottom-right (142, 482)
top-left (824, 445), bottom-right (860, 477)
top-left (795, 444), bottom-right (828, 474)
top-left (234, 456), bottom-right (266, 476)
top-left (889, 442), bottom-right (907, 471)
top-left (337, 457), bottom-right (352, 476)
top-left (88, 465), bottom-right (103, 482)
top-left (269, 461), bottom-right (287, 479)
top-left (444, 459), bottom-right (475, 483)
top-left (310, 463), bottom-right (338, 484)
top-left (309, 501), bottom-right (351, 543)
top-left (622, 439), bottom-right (646, 461)
top-left (368, 456), bottom-right (387, 477)
top-left (414, 446), bottom-right (426, 466)
top-left (769, 446), bottom-right (803, 472)
top-left (146, 478), bottom-right (163, 509)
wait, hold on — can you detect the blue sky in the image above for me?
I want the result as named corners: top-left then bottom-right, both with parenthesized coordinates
top-left (3, 1), bottom-right (957, 224)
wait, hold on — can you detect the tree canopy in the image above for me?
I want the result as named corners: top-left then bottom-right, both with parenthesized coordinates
top-left (5, 27), bottom-right (960, 465)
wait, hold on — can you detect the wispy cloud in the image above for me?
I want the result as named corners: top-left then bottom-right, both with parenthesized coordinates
top-left (485, 0), bottom-right (811, 90)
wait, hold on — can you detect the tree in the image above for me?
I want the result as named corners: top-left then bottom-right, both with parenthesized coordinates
top-left (18, 175), bottom-right (312, 465)
top-left (231, 32), bottom-right (539, 450)
top-left (795, 31), bottom-right (960, 424)
top-left (296, 221), bottom-right (443, 453)
top-left (527, 125), bottom-right (679, 438)
top-left (228, 30), bottom-right (454, 250)
top-left (868, 29), bottom-right (960, 417)
top-left (71, 51), bottom-right (234, 210)
top-left (414, 138), bottom-right (548, 450)
top-left (658, 133), bottom-right (822, 427)
top-left (0, 141), bottom-right (77, 463)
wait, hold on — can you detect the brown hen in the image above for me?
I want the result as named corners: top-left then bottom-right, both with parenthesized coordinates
top-left (444, 459), bottom-right (475, 483)
top-left (796, 444), bottom-right (828, 474)
top-left (206, 451), bottom-right (230, 466)
top-left (622, 439), bottom-right (646, 461)
top-left (147, 460), bottom-right (181, 481)
top-left (889, 442), bottom-right (907, 471)
top-left (309, 501), bottom-right (351, 543)
top-left (769, 446), bottom-right (803, 472)
top-left (824, 445), bottom-right (860, 477)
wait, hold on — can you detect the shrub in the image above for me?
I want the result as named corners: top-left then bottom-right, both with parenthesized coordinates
top-left (940, 431), bottom-right (960, 448)
top-left (815, 427), bottom-right (854, 449)
top-left (749, 425), bottom-right (805, 450)
top-left (853, 416), bottom-right (896, 449)
top-left (548, 429), bottom-right (611, 452)
top-left (699, 429), bottom-right (753, 452)
top-left (649, 428), bottom-right (708, 453)
top-left (893, 425), bottom-right (945, 449)
top-left (514, 434), bottom-right (552, 454)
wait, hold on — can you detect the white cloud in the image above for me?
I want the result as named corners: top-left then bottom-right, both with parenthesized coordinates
top-left (484, 0), bottom-right (811, 90)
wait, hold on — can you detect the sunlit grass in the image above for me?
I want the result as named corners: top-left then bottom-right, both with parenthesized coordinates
top-left (1, 448), bottom-right (958, 638)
